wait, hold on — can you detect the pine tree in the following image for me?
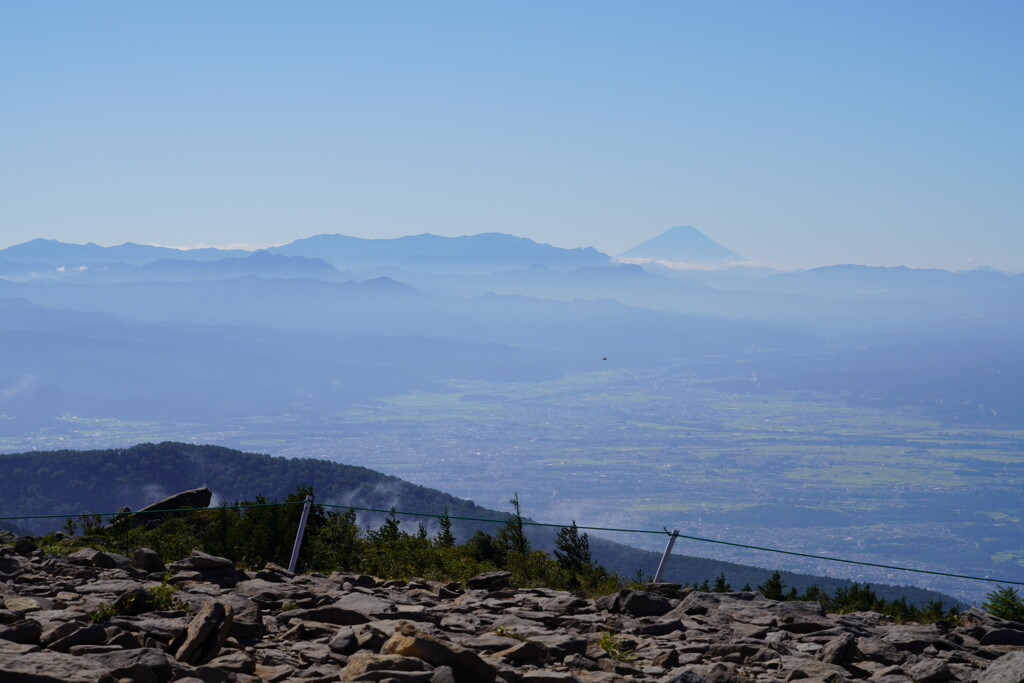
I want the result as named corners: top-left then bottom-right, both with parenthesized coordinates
top-left (554, 521), bottom-right (592, 574)
top-left (983, 586), bottom-right (1024, 622)
top-left (496, 492), bottom-right (531, 556)
top-left (369, 508), bottom-right (402, 544)
top-left (712, 573), bottom-right (731, 593)
top-left (434, 507), bottom-right (456, 548)
top-left (758, 571), bottom-right (785, 600)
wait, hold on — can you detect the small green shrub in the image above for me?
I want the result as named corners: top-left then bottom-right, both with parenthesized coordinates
top-left (148, 575), bottom-right (189, 612)
top-left (494, 626), bottom-right (526, 641)
top-left (89, 603), bottom-right (119, 624)
top-left (597, 630), bottom-right (634, 662)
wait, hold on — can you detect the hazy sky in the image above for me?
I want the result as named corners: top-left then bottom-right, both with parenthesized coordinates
top-left (2, 2), bottom-right (1021, 270)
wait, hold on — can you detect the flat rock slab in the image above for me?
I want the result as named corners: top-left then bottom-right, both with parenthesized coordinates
top-left (76, 580), bottom-right (146, 595)
top-left (0, 649), bottom-right (119, 683)
top-left (979, 651), bottom-right (1024, 683)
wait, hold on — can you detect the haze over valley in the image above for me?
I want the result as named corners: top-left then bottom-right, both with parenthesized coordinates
top-left (1, 227), bottom-right (1021, 603)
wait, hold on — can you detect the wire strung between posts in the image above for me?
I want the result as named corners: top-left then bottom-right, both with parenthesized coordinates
top-left (2, 499), bottom-right (1022, 587)
top-left (321, 503), bottom-right (1024, 587)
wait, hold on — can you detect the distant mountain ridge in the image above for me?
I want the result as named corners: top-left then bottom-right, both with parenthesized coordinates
top-left (620, 226), bottom-right (743, 264)
top-left (0, 238), bottom-right (250, 265)
top-left (72, 251), bottom-right (348, 284)
top-left (0, 233), bottom-right (611, 274)
top-left (268, 232), bottom-right (610, 272)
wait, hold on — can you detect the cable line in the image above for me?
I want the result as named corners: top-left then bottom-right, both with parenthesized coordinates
top-left (1, 499), bottom-right (1021, 587)
top-left (320, 503), bottom-right (1024, 587)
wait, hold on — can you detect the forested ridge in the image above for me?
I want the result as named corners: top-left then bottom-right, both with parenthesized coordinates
top-left (0, 442), bottom-right (958, 607)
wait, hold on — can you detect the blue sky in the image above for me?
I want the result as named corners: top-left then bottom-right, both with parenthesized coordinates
top-left (2, 1), bottom-right (1021, 270)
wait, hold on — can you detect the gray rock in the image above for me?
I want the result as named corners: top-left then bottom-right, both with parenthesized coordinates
top-left (329, 625), bottom-right (358, 653)
top-left (13, 537), bottom-right (37, 555)
top-left (858, 636), bottom-right (904, 665)
top-left (664, 591), bottom-right (763, 618)
top-left (109, 615), bottom-right (188, 643)
top-left (495, 639), bottom-right (548, 661)
top-left (530, 632), bottom-right (589, 658)
top-left (0, 609), bottom-right (26, 625)
top-left (908, 659), bottom-right (956, 683)
top-left (77, 579), bottom-right (145, 595)
top-left (596, 589), bottom-right (672, 617)
top-left (134, 487), bottom-right (212, 528)
top-left (175, 601), bottom-right (234, 666)
top-left (461, 633), bottom-right (523, 653)
top-left (777, 655), bottom-right (851, 682)
top-left (276, 603), bottom-right (371, 626)
top-left (233, 578), bottom-right (316, 608)
top-left (84, 647), bottom-right (182, 683)
top-left (0, 618), bottom-right (42, 644)
top-left (884, 627), bottom-right (953, 655)
top-left (521, 672), bottom-right (583, 682)
top-left (205, 650), bottom-right (257, 674)
top-left (0, 649), bottom-right (119, 682)
top-left (817, 632), bottom-right (857, 666)
top-left (466, 572), bottom-right (512, 591)
top-left (48, 622), bottom-right (107, 652)
top-left (3, 595), bottom-right (53, 612)
top-left (430, 665), bottom-right (457, 683)
top-left (340, 651), bottom-right (435, 681)
top-left (979, 651), bottom-right (1024, 683)
top-left (173, 550), bottom-right (234, 571)
top-left (133, 547), bottom-right (166, 573)
top-left (0, 637), bottom-right (40, 655)
top-left (980, 628), bottom-right (1024, 646)
top-left (661, 669), bottom-right (708, 683)
top-left (66, 548), bottom-right (111, 567)
top-left (254, 663), bottom-right (296, 682)
top-left (0, 554), bottom-right (29, 578)
top-left (382, 622), bottom-right (499, 681)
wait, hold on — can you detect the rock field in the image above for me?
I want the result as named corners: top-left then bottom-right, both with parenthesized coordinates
top-left (1, 538), bottom-right (1023, 683)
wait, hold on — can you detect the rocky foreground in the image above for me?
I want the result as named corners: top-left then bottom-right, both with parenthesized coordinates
top-left (1, 539), bottom-right (1023, 683)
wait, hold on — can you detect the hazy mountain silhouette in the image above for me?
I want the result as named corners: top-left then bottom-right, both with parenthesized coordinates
top-left (72, 251), bottom-right (348, 284)
top-left (0, 296), bottom-right (579, 421)
top-left (0, 239), bottom-right (248, 266)
top-left (1, 233), bottom-right (613, 275)
top-left (752, 264), bottom-right (1021, 297)
top-left (620, 225), bottom-right (743, 264)
top-left (269, 232), bottom-right (611, 272)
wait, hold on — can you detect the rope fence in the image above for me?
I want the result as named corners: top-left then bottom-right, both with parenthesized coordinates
top-left (2, 499), bottom-right (1022, 587)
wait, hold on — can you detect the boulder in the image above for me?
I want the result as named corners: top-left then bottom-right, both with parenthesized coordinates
top-left (340, 651), bottom-right (434, 682)
top-left (980, 629), bottom-right (1024, 646)
top-left (979, 651), bottom-right (1024, 683)
top-left (465, 571), bottom-right (512, 591)
top-left (596, 589), bottom-right (672, 617)
top-left (133, 487), bottom-right (213, 528)
top-left (0, 649), bottom-right (118, 683)
top-left (382, 622), bottom-right (499, 681)
top-left (133, 547), bottom-right (166, 573)
top-left (84, 647), bottom-right (182, 683)
top-left (908, 659), bottom-right (956, 683)
top-left (174, 600), bottom-right (234, 666)
top-left (0, 618), bottom-right (42, 644)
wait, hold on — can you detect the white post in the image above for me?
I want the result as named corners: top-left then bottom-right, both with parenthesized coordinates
top-left (288, 495), bottom-right (314, 574)
top-left (653, 529), bottom-right (679, 584)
